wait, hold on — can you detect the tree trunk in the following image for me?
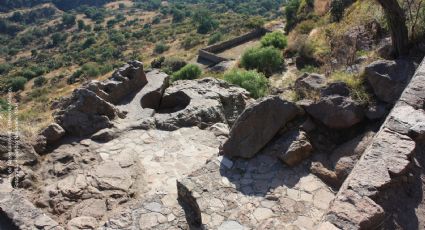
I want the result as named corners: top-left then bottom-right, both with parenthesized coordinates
top-left (376, 0), bottom-right (409, 57)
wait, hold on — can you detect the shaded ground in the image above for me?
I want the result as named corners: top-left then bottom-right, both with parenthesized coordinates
top-left (178, 153), bottom-right (335, 229)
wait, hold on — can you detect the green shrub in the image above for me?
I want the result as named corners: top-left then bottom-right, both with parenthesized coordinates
top-left (81, 63), bottom-right (100, 77)
top-left (0, 98), bottom-right (12, 112)
top-left (9, 77), bottom-right (27, 92)
top-left (154, 42), bottom-right (170, 54)
top-left (208, 32), bottom-right (222, 45)
top-left (224, 69), bottom-right (268, 99)
top-left (330, 71), bottom-right (371, 104)
top-left (240, 46), bottom-right (283, 75)
top-left (62, 13), bottom-right (76, 27)
top-left (0, 63), bottom-right (11, 74)
top-left (171, 64), bottom-right (202, 81)
top-left (182, 35), bottom-right (202, 49)
top-left (261, 31), bottom-right (287, 49)
top-left (33, 76), bottom-right (47, 87)
top-left (162, 57), bottom-right (187, 74)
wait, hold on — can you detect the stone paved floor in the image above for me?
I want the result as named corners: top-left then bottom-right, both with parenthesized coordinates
top-left (95, 127), bottom-right (222, 198)
top-left (178, 153), bottom-right (336, 230)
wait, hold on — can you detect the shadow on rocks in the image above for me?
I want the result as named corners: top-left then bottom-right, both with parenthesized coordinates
top-left (218, 153), bottom-right (310, 197)
top-left (376, 143), bottom-right (424, 230)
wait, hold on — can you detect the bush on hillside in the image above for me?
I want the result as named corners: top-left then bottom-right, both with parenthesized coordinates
top-left (9, 77), bottom-right (27, 92)
top-left (33, 76), bottom-right (47, 88)
top-left (240, 46), bottom-right (283, 75)
top-left (162, 57), bottom-right (187, 73)
top-left (154, 42), bottom-right (170, 54)
top-left (261, 31), bottom-right (288, 49)
top-left (171, 64), bottom-right (202, 82)
top-left (224, 69), bottom-right (268, 99)
top-left (208, 32), bottom-right (222, 45)
top-left (181, 35), bottom-right (202, 49)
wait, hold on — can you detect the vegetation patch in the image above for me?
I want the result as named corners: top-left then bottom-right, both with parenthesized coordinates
top-left (172, 64), bottom-right (202, 82)
top-left (224, 69), bottom-right (268, 99)
top-left (329, 71), bottom-right (371, 104)
top-left (241, 46), bottom-right (283, 75)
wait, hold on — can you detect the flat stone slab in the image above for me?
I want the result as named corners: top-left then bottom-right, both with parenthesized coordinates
top-left (177, 154), bottom-right (335, 229)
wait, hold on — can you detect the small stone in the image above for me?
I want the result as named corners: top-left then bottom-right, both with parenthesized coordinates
top-left (253, 207), bottom-right (274, 221)
top-left (218, 155), bottom-right (233, 169)
top-left (139, 213), bottom-right (159, 229)
top-left (218, 221), bottom-right (244, 230)
top-left (144, 202), bottom-right (162, 213)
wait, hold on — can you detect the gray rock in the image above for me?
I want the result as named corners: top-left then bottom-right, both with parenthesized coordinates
top-left (91, 128), bottom-right (117, 142)
top-left (321, 82), bottom-right (350, 97)
top-left (33, 135), bottom-right (47, 154)
top-left (268, 130), bottom-right (313, 166)
top-left (89, 61), bottom-right (148, 104)
top-left (364, 59), bottom-right (416, 103)
top-left (67, 216), bottom-right (98, 230)
top-left (295, 73), bottom-right (327, 98)
top-left (54, 88), bottom-right (123, 137)
top-left (222, 96), bottom-right (300, 158)
top-left (40, 123), bottom-right (65, 144)
top-left (303, 95), bottom-right (365, 129)
top-left (0, 192), bottom-right (63, 230)
top-left (155, 78), bottom-right (249, 131)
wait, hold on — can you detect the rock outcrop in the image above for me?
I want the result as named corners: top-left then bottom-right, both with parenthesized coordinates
top-left (87, 60), bottom-right (148, 104)
top-left (266, 130), bottom-right (313, 166)
top-left (324, 58), bottom-right (425, 229)
top-left (295, 73), bottom-right (326, 98)
top-left (54, 88), bottom-right (123, 136)
top-left (40, 123), bottom-right (65, 144)
top-left (0, 192), bottom-right (63, 230)
top-left (154, 78), bottom-right (249, 131)
top-left (364, 59), bottom-right (416, 103)
top-left (302, 95), bottom-right (365, 129)
top-left (53, 61), bottom-right (157, 137)
top-left (222, 96), bottom-right (300, 158)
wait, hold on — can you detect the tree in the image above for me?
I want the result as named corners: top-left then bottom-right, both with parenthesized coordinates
top-left (62, 13), bottom-right (76, 27)
top-left (78, 19), bottom-right (85, 31)
top-left (376, 0), bottom-right (409, 57)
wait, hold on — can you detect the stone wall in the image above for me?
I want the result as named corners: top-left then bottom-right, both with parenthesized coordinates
top-left (324, 57), bottom-right (425, 229)
top-left (198, 28), bottom-right (270, 65)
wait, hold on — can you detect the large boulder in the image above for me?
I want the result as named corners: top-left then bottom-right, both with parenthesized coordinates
top-left (302, 95), bottom-right (365, 129)
top-left (54, 88), bottom-right (123, 136)
top-left (364, 59), bottom-right (416, 103)
top-left (295, 73), bottom-right (326, 98)
top-left (40, 123), bottom-right (65, 144)
top-left (0, 192), bottom-right (63, 230)
top-left (154, 78), bottom-right (249, 131)
top-left (320, 82), bottom-right (350, 97)
top-left (222, 96), bottom-right (300, 158)
top-left (266, 130), bottom-right (313, 166)
top-left (87, 61), bottom-right (148, 105)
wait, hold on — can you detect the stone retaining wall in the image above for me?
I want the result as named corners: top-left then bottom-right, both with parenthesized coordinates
top-left (324, 57), bottom-right (425, 229)
top-left (198, 28), bottom-right (270, 65)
